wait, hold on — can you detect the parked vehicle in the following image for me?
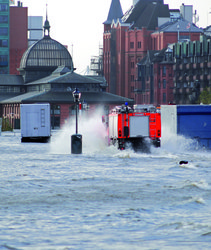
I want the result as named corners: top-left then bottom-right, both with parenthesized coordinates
top-left (21, 104), bottom-right (51, 143)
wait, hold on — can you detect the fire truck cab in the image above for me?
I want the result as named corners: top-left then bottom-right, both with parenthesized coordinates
top-left (108, 103), bottom-right (161, 151)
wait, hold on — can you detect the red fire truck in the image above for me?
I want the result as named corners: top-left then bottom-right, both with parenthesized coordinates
top-left (108, 104), bottom-right (161, 151)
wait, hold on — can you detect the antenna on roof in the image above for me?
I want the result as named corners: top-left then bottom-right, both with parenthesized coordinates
top-left (43, 2), bottom-right (51, 37)
top-left (46, 2), bottom-right (48, 20)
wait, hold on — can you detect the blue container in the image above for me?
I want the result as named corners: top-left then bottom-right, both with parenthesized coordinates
top-left (177, 105), bottom-right (211, 148)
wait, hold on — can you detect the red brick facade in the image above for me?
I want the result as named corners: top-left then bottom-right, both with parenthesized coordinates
top-left (103, 21), bottom-right (202, 105)
top-left (9, 6), bottom-right (28, 75)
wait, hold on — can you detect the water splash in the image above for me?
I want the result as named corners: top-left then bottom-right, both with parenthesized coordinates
top-left (160, 129), bottom-right (199, 154)
top-left (50, 107), bottom-right (108, 154)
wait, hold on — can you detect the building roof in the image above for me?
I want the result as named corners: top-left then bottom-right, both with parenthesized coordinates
top-left (0, 90), bottom-right (134, 105)
top-left (122, 0), bottom-right (169, 30)
top-left (157, 18), bottom-right (203, 33)
top-left (0, 91), bottom-right (42, 104)
top-left (104, 0), bottom-right (123, 24)
top-left (25, 70), bottom-right (107, 86)
top-left (0, 93), bottom-right (20, 102)
top-left (138, 48), bottom-right (170, 65)
top-left (138, 50), bottom-right (161, 64)
top-left (0, 75), bottom-right (24, 86)
top-left (19, 36), bottom-right (73, 71)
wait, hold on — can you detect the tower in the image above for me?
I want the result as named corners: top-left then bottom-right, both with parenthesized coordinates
top-left (104, 0), bottom-right (123, 31)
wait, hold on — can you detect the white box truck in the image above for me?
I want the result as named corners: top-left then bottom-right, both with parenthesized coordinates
top-left (21, 103), bottom-right (51, 143)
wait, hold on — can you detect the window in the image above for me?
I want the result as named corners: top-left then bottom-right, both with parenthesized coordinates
top-left (162, 66), bottom-right (166, 76)
top-left (131, 75), bottom-right (134, 82)
top-left (131, 61), bottom-right (135, 69)
top-left (0, 15), bottom-right (8, 23)
top-left (0, 27), bottom-right (8, 36)
top-left (51, 105), bottom-right (60, 115)
top-left (0, 86), bottom-right (20, 92)
top-left (0, 39), bottom-right (8, 47)
top-left (0, 68), bottom-right (8, 74)
top-left (158, 80), bottom-right (161, 88)
top-left (163, 93), bottom-right (166, 103)
top-left (0, 4), bottom-right (8, 11)
top-left (163, 79), bottom-right (166, 89)
top-left (0, 55), bottom-right (8, 66)
top-left (138, 41), bottom-right (141, 48)
top-left (130, 42), bottom-right (134, 49)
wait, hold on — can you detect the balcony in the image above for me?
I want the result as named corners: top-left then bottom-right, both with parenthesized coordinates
top-left (186, 63), bottom-right (193, 70)
top-left (186, 88), bottom-right (193, 94)
top-left (186, 75), bottom-right (193, 81)
top-left (173, 75), bottom-right (179, 82)
top-left (179, 75), bottom-right (186, 81)
top-left (193, 63), bottom-right (200, 69)
top-left (200, 74), bottom-right (207, 81)
top-left (207, 74), bottom-right (211, 80)
top-left (173, 88), bottom-right (180, 94)
top-left (179, 64), bottom-right (186, 70)
top-left (193, 75), bottom-right (200, 81)
top-left (200, 62), bottom-right (207, 68)
top-left (179, 88), bottom-right (186, 94)
top-left (173, 64), bottom-right (179, 71)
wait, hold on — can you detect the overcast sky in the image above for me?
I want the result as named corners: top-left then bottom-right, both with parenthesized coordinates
top-left (21, 0), bottom-right (211, 74)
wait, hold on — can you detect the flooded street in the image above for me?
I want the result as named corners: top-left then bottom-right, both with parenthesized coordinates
top-left (0, 119), bottom-right (211, 249)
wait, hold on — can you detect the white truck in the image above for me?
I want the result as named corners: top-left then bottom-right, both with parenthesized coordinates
top-left (21, 103), bottom-right (51, 142)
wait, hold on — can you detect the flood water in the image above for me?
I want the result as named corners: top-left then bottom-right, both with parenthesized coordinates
top-left (0, 113), bottom-right (211, 249)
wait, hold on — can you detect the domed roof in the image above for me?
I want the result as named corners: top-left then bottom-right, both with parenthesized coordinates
top-left (20, 36), bottom-right (74, 70)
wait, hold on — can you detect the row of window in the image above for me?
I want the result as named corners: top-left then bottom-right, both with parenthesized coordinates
top-left (174, 40), bottom-right (211, 58)
top-left (158, 79), bottom-right (166, 89)
top-left (0, 86), bottom-right (20, 93)
top-left (130, 41), bottom-right (142, 49)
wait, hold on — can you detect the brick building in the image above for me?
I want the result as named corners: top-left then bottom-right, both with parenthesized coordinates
top-left (103, 0), bottom-right (203, 104)
top-left (136, 18), bottom-right (202, 105)
top-left (103, 0), bottom-right (170, 100)
top-left (135, 48), bottom-right (174, 105)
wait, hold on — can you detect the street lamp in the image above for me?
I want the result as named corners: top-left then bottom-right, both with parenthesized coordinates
top-left (71, 88), bottom-right (82, 154)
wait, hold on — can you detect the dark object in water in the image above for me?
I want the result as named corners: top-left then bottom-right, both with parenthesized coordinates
top-left (179, 160), bottom-right (188, 165)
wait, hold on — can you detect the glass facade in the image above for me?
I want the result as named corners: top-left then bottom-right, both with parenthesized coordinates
top-left (0, 0), bottom-right (9, 74)
top-left (20, 38), bottom-right (73, 70)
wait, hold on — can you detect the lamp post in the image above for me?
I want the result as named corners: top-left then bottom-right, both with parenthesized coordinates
top-left (71, 88), bottom-right (82, 154)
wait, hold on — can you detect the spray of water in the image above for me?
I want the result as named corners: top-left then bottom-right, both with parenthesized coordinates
top-left (50, 106), bottom-right (204, 157)
top-left (50, 107), bottom-right (108, 154)
top-left (161, 130), bottom-right (200, 154)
